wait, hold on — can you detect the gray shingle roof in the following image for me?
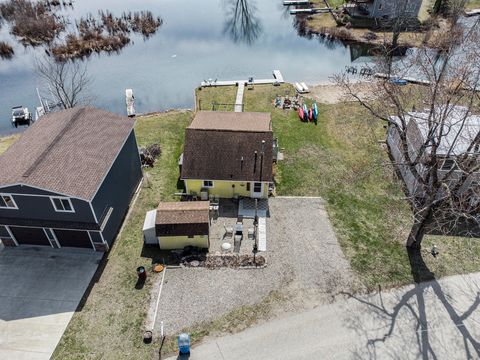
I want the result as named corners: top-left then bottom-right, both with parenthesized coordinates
top-left (0, 107), bottom-right (136, 200)
top-left (181, 111), bottom-right (273, 182)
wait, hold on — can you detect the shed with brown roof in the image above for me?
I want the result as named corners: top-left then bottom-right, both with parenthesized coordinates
top-left (153, 201), bottom-right (210, 249)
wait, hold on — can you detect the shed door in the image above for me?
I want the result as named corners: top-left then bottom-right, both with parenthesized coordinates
top-left (54, 229), bottom-right (93, 249)
top-left (9, 227), bottom-right (51, 246)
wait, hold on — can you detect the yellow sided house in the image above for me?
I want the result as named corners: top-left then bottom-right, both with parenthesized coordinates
top-left (143, 201), bottom-right (210, 250)
top-left (180, 111), bottom-right (274, 199)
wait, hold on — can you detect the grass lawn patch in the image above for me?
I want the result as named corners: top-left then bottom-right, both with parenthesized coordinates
top-left (195, 86), bottom-right (237, 111)
top-left (466, 0), bottom-right (480, 10)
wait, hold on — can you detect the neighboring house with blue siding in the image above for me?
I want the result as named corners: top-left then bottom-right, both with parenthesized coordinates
top-left (0, 107), bottom-right (142, 251)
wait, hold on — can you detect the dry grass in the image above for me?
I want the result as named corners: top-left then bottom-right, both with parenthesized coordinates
top-left (0, 134), bottom-right (19, 154)
top-left (0, 0), bottom-right (65, 46)
top-left (0, 41), bottom-right (14, 59)
top-left (307, 12), bottom-right (337, 28)
top-left (466, 0), bottom-right (480, 10)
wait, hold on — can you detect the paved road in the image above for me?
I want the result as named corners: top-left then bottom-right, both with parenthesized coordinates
top-left (0, 246), bottom-right (101, 360)
top-left (166, 272), bottom-right (480, 360)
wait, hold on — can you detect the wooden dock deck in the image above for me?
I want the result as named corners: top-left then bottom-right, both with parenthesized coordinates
top-left (289, 7), bottom-right (329, 14)
top-left (234, 83), bottom-right (245, 112)
top-left (374, 73), bottom-right (479, 91)
top-left (283, 0), bottom-right (310, 5)
top-left (465, 9), bottom-right (480, 16)
top-left (200, 70), bottom-right (285, 87)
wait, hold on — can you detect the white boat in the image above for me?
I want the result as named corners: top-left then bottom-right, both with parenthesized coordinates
top-left (11, 106), bottom-right (33, 128)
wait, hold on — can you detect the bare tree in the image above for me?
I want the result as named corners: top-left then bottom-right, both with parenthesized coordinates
top-left (336, 12), bottom-right (480, 248)
top-left (35, 56), bottom-right (92, 110)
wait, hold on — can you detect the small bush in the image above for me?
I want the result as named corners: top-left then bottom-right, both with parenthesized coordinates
top-left (0, 41), bottom-right (14, 59)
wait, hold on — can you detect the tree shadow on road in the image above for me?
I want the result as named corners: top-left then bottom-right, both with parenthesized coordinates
top-left (341, 247), bottom-right (480, 359)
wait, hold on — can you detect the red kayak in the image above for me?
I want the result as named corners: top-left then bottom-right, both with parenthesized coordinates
top-left (298, 107), bottom-right (304, 121)
top-left (308, 108), bottom-right (313, 121)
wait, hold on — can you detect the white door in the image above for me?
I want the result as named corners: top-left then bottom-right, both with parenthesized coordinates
top-left (251, 182), bottom-right (263, 198)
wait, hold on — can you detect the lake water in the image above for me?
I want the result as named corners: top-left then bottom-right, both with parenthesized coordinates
top-left (0, 0), bottom-right (362, 136)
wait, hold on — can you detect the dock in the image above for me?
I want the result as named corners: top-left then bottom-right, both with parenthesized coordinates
top-left (374, 73), bottom-right (431, 86)
top-left (201, 70), bottom-right (284, 113)
top-left (234, 83), bottom-right (245, 112)
top-left (201, 70), bottom-right (285, 88)
top-left (283, 0), bottom-right (310, 5)
top-left (374, 73), bottom-right (479, 91)
top-left (465, 9), bottom-right (480, 16)
top-left (125, 88), bottom-right (135, 117)
top-left (289, 7), bottom-right (329, 14)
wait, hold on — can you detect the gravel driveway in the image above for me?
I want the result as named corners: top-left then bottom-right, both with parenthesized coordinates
top-left (155, 197), bottom-right (358, 335)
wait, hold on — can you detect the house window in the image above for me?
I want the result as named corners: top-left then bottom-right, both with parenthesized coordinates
top-left (50, 197), bottom-right (75, 213)
top-left (203, 180), bottom-right (214, 188)
top-left (253, 182), bottom-right (262, 193)
top-left (0, 194), bottom-right (18, 209)
top-left (246, 183), bottom-right (251, 191)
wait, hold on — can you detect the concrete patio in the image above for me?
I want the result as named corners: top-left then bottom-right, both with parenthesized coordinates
top-left (209, 198), bottom-right (267, 255)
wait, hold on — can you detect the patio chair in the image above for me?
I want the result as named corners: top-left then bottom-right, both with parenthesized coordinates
top-left (223, 223), bottom-right (233, 237)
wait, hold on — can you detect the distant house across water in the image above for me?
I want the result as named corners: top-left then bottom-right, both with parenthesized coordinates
top-left (345, 0), bottom-right (423, 23)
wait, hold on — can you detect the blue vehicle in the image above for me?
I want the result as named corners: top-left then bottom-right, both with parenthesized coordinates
top-left (389, 78), bottom-right (408, 86)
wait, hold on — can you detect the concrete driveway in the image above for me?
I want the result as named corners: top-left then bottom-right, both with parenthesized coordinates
top-left (0, 246), bottom-right (102, 360)
top-left (166, 271), bottom-right (480, 360)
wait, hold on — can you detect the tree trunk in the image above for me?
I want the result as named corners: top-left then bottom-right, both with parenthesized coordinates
top-left (406, 220), bottom-right (427, 248)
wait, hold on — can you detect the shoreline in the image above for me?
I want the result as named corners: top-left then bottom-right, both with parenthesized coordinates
top-left (298, 3), bottom-right (453, 49)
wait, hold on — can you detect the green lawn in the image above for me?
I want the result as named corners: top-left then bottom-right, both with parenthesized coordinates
top-left (195, 86), bottom-right (237, 111)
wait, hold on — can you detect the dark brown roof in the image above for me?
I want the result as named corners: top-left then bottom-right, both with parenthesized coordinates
top-left (0, 107), bottom-right (136, 200)
top-left (189, 111), bottom-right (271, 132)
top-left (181, 112), bottom-right (273, 182)
top-left (156, 201), bottom-right (210, 225)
